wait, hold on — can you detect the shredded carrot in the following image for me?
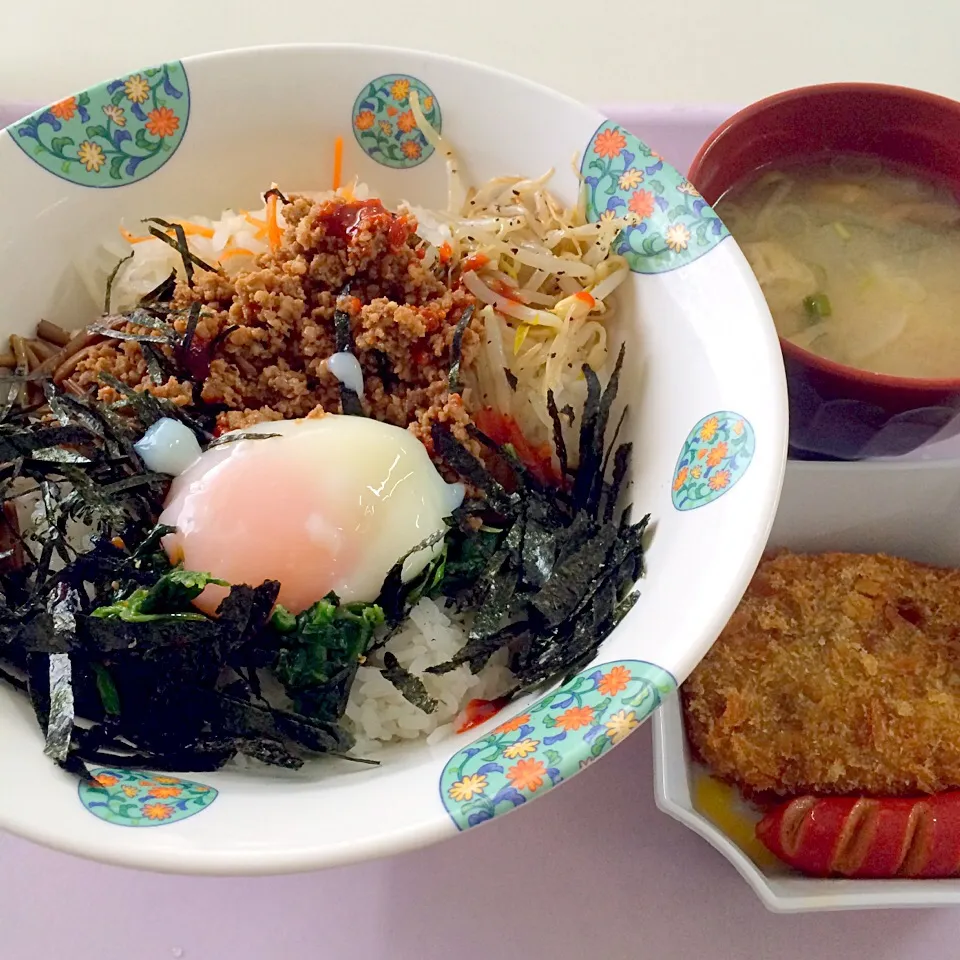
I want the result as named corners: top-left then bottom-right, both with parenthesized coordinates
top-left (266, 193), bottom-right (281, 251)
top-left (242, 211), bottom-right (266, 228)
top-left (462, 253), bottom-right (490, 273)
top-left (438, 241), bottom-right (453, 264)
top-left (110, 536), bottom-right (126, 550)
top-left (120, 226), bottom-right (152, 244)
top-left (332, 136), bottom-right (344, 192)
top-left (574, 290), bottom-right (596, 308)
top-left (493, 279), bottom-right (528, 303)
top-left (218, 247), bottom-right (255, 261)
top-left (171, 219), bottom-right (215, 239)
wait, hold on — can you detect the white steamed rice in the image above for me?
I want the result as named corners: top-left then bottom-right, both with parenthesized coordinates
top-left (345, 597), bottom-right (512, 754)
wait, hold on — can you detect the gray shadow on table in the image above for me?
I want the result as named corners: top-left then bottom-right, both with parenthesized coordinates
top-left (376, 728), bottom-right (944, 960)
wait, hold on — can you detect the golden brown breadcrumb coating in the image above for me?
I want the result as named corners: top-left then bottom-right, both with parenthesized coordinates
top-left (683, 551), bottom-right (960, 798)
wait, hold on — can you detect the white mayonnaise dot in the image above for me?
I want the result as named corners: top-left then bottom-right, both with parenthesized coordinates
top-left (326, 352), bottom-right (365, 398)
top-left (134, 418), bottom-right (202, 476)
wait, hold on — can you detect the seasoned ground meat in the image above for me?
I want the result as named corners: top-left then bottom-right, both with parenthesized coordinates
top-left (73, 195), bottom-right (483, 455)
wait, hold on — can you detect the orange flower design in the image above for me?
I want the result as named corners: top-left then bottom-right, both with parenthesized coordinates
top-left (51, 97), bottom-right (77, 121)
top-left (422, 96), bottom-right (434, 111)
top-left (706, 441), bottom-right (728, 468)
top-left (379, 120), bottom-right (393, 135)
top-left (555, 705), bottom-right (595, 732)
top-left (598, 665), bottom-right (632, 696)
top-left (698, 416), bottom-right (720, 442)
top-left (709, 469), bottom-right (731, 491)
top-left (94, 773), bottom-right (118, 787)
top-left (506, 758), bottom-right (547, 792)
top-left (194, 785), bottom-right (211, 793)
top-left (672, 466), bottom-right (688, 492)
top-left (494, 713), bottom-right (531, 735)
top-left (152, 776), bottom-right (182, 784)
top-left (628, 190), bottom-right (655, 219)
top-left (397, 110), bottom-right (417, 133)
top-left (402, 140), bottom-right (422, 160)
top-left (149, 786), bottom-right (182, 799)
top-left (142, 803), bottom-right (174, 821)
top-left (697, 449), bottom-right (707, 460)
top-left (594, 127), bottom-right (627, 159)
top-left (122, 786), bottom-right (138, 798)
top-left (355, 110), bottom-right (375, 130)
top-left (145, 106), bottom-right (179, 139)
top-left (390, 78), bottom-right (411, 102)
top-left (732, 420), bottom-right (745, 436)
top-left (386, 106), bottom-right (398, 116)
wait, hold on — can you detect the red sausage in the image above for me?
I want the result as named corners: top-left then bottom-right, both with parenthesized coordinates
top-left (757, 792), bottom-right (960, 878)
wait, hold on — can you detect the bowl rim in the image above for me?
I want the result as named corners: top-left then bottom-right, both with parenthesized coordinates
top-left (688, 81), bottom-right (960, 395)
top-left (0, 39), bottom-right (789, 875)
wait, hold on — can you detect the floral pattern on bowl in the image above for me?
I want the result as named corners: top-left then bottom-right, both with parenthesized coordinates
top-left (580, 122), bottom-right (728, 274)
top-left (9, 62), bottom-right (189, 188)
top-left (78, 768), bottom-right (217, 827)
top-left (672, 412), bottom-right (756, 511)
top-left (440, 660), bottom-right (676, 831)
top-left (352, 75), bottom-right (440, 169)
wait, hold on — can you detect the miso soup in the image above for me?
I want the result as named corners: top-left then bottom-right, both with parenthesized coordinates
top-left (715, 156), bottom-right (960, 379)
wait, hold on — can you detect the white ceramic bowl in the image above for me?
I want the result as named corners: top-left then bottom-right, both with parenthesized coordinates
top-left (0, 43), bottom-right (786, 874)
top-left (655, 459), bottom-right (960, 912)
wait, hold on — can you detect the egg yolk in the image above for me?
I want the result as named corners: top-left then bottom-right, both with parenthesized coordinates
top-left (162, 454), bottom-right (359, 615)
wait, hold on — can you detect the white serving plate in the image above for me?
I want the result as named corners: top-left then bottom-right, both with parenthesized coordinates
top-left (654, 457), bottom-right (960, 912)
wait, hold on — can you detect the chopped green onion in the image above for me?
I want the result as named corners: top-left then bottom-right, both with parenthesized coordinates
top-left (832, 221), bottom-right (851, 240)
top-left (803, 293), bottom-right (833, 319)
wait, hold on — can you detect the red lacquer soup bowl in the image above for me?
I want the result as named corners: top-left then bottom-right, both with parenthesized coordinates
top-left (689, 83), bottom-right (960, 460)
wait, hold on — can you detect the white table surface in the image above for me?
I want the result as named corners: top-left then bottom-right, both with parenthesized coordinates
top-left (4, 7), bottom-right (960, 958)
top-left (3, 0), bottom-right (960, 106)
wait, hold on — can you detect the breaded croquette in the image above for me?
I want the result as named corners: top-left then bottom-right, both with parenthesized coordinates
top-left (683, 551), bottom-right (960, 797)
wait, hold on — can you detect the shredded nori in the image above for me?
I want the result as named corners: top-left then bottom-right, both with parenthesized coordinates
top-left (447, 304), bottom-right (475, 395)
top-left (380, 652), bottom-right (437, 714)
top-left (546, 388), bottom-right (568, 479)
top-left (262, 187), bottom-right (290, 205)
top-left (0, 367), bottom-right (383, 773)
top-left (423, 345), bottom-right (646, 690)
top-left (143, 219), bottom-right (220, 281)
top-left (333, 285), bottom-right (364, 416)
top-left (103, 253), bottom-right (134, 315)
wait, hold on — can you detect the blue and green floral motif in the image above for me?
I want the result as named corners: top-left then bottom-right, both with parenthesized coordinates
top-left (672, 412), bottom-right (755, 511)
top-left (580, 122), bottom-right (728, 274)
top-left (78, 768), bottom-right (217, 827)
top-left (352, 75), bottom-right (440, 169)
top-left (440, 660), bottom-right (676, 831)
top-left (10, 62), bottom-right (189, 188)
